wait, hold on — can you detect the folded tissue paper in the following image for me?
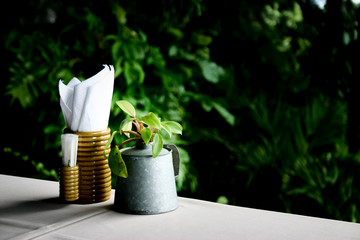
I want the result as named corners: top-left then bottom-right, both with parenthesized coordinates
top-left (61, 134), bottom-right (78, 167)
top-left (59, 65), bottom-right (115, 132)
top-left (60, 133), bottom-right (79, 202)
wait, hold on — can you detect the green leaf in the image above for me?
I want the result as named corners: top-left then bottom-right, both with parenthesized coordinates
top-left (142, 112), bottom-right (161, 129)
top-left (141, 128), bottom-right (152, 144)
top-left (124, 60), bottom-right (145, 85)
top-left (199, 60), bottom-right (225, 83)
top-left (116, 100), bottom-right (136, 118)
top-left (152, 133), bottom-right (163, 158)
top-left (167, 27), bottom-right (184, 40)
top-left (161, 123), bottom-right (172, 138)
top-left (113, 3), bottom-right (127, 25)
top-left (192, 33), bottom-right (212, 46)
top-left (104, 131), bottom-right (118, 158)
top-left (108, 146), bottom-right (128, 178)
top-left (112, 41), bottom-right (122, 61)
top-left (212, 102), bottom-right (235, 126)
top-left (161, 121), bottom-right (183, 135)
top-left (7, 82), bottom-right (33, 108)
top-left (216, 196), bottom-right (229, 204)
top-left (114, 57), bottom-right (123, 78)
top-left (120, 118), bottom-right (134, 137)
top-left (132, 61), bottom-right (145, 84)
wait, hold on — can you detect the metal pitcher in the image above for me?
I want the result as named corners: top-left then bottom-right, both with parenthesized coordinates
top-left (114, 143), bottom-right (180, 214)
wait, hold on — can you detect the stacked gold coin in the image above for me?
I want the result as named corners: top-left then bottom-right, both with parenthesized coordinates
top-left (59, 165), bottom-right (79, 202)
top-left (74, 128), bottom-right (112, 203)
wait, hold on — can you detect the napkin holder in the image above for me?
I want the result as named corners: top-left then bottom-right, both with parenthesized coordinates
top-left (66, 128), bottom-right (112, 203)
top-left (59, 165), bottom-right (79, 202)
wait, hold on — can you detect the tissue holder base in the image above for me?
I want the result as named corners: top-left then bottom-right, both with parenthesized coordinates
top-left (72, 128), bottom-right (112, 203)
top-left (59, 165), bottom-right (79, 202)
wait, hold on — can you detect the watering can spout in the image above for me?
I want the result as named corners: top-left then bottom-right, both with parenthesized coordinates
top-left (164, 144), bottom-right (180, 176)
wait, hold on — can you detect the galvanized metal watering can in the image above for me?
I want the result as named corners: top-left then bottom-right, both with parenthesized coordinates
top-left (114, 143), bottom-right (180, 214)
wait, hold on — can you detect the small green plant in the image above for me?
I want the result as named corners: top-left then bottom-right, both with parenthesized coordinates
top-left (104, 100), bottom-right (183, 178)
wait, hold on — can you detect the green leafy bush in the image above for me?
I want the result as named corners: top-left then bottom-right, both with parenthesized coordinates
top-left (3, 0), bottom-right (360, 222)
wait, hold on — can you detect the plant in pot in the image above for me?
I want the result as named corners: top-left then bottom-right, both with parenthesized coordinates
top-left (104, 100), bottom-right (183, 214)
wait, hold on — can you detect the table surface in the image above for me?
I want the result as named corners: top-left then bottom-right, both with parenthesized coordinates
top-left (0, 174), bottom-right (359, 240)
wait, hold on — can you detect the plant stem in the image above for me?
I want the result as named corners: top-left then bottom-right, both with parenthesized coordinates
top-left (121, 130), bottom-right (141, 137)
top-left (118, 137), bottom-right (140, 147)
top-left (133, 120), bottom-right (141, 132)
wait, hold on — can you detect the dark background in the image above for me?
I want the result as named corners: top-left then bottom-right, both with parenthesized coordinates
top-left (2, 0), bottom-right (360, 222)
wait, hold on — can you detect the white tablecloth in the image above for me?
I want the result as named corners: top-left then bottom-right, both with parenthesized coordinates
top-left (0, 174), bottom-right (359, 240)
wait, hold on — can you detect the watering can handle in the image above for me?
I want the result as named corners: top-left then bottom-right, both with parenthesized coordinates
top-left (164, 144), bottom-right (180, 176)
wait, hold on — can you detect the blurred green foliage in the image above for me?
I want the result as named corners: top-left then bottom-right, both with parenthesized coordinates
top-left (2, 0), bottom-right (360, 222)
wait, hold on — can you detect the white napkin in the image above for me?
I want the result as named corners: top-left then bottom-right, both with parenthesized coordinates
top-left (61, 134), bottom-right (78, 167)
top-left (59, 65), bottom-right (114, 132)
